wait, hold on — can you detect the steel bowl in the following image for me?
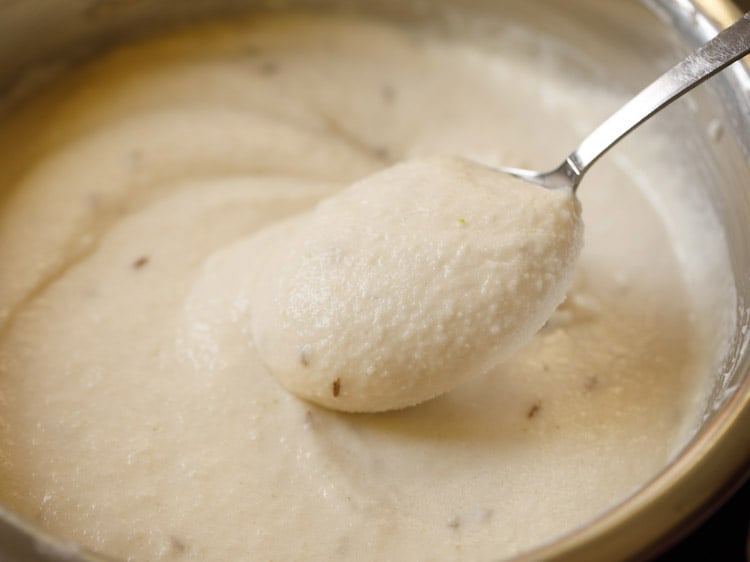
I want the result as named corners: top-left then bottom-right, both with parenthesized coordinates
top-left (0, 1), bottom-right (747, 560)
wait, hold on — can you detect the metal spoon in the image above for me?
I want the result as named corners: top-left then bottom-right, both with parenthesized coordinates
top-left (502, 12), bottom-right (750, 191)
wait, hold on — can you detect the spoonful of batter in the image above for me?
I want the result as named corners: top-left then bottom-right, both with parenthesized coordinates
top-left (249, 13), bottom-right (750, 412)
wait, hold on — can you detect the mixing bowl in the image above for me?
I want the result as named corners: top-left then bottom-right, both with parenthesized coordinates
top-left (0, 0), bottom-right (747, 560)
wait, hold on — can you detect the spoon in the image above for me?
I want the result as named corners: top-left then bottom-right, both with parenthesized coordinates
top-left (502, 11), bottom-right (750, 191)
top-left (249, 12), bottom-right (750, 414)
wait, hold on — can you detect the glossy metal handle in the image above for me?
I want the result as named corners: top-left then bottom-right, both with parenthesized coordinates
top-left (567, 11), bottom-right (750, 185)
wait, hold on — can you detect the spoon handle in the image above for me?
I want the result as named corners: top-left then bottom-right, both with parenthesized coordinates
top-left (568, 11), bottom-right (750, 183)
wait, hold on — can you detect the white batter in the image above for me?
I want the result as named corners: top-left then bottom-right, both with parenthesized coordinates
top-left (0, 14), bottom-right (731, 562)
top-left (245, 157), bottom-right (582, 412)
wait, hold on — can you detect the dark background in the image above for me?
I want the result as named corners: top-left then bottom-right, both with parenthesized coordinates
top-left (654, 482), bottom-right (749, 561)
top-left (654, 4), bottom-right (749, 561)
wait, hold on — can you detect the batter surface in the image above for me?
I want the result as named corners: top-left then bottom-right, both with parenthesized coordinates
top-left (0, 14), bottom-right (730, 562)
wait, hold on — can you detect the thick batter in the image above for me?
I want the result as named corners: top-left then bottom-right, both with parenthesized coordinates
top-left (0, 14), bottom-right (733, 562)
top-left (246, 156), bottom-right (583, 412)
